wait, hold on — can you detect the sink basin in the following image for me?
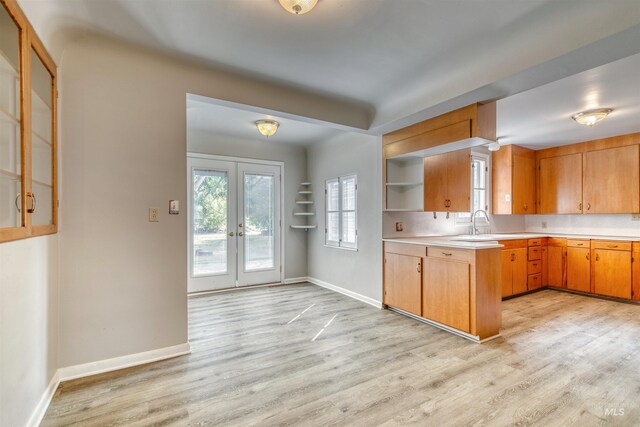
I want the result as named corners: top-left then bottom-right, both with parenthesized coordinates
top-left (449, 234), bottom-right (501, 242)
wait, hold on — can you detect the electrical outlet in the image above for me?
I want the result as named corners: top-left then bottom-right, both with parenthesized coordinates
top-left (149, 207), bottom-right (159, 222)
top-left (541, 221), bottom-right (547, 229)
top-left (395, 222), bottom-right (403, 232)
top-left (632, 214), bottom-right (640, 221)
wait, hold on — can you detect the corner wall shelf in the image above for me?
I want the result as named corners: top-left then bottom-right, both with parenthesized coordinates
top-left (291, 181), bottom-right (316, 231)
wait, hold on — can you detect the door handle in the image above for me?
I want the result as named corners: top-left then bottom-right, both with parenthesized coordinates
top-left (228, 231), bottom-right (235, 237)
top-left (238, 223), bottom-right (243, 228)
top-left (238, 231), bottom-right (244, 237)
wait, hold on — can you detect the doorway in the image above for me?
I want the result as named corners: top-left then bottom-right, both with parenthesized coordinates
top-left (187, 154), bottom-right (283, 293)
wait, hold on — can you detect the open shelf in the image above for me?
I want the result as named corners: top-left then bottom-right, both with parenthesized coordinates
top-left (300, 182), bottom-right (311, 186)
top-left (383, 209), bottom-right (423, 212)
top-left (386, 182), bottom-right (422, 187)
top-left (296, 200), bottom-right (314, 205)
top-left (290, 225), bottom-right (317, 231)
top-left (293, 212), bottom-right (315, 216)
top-left (298, 190), bottom-right (312, 194)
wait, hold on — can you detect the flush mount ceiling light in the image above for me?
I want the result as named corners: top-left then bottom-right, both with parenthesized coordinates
top-left (255, 120), bottom-right (279, 137)
top-left (487, 137), bottom-right (502, 152)
top-left (278, 0), bottom-right (318, 15)
top-left (571, 108), bottom-right (613, 127)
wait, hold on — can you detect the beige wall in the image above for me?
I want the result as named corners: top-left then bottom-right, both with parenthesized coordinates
top-left (307, 132), bottom-right (383, 302)
top-left (187, 130), bottom-right (308, 280)
top-left (0, 235), bottom-right (58, 427)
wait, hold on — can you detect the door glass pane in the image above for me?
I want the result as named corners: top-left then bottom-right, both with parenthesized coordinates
top-left (192, 169), bottom-right (228, 276)
top-left (244, 173), bottom-right (274, 271)
top-left (31, 48), bottom-right (54, 226)
top-left (0, 6), bottom-right (22, 228)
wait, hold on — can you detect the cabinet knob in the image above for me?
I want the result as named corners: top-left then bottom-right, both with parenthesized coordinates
top-left (523, 204), bottom-right (528, 211)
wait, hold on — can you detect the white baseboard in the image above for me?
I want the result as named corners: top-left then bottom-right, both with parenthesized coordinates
top-left (26, 371), bottom-right (60, 427)
top-left (307, 276), bottom-right (382, 309)
top-left (283, 277), bottom-right (308, 284)
top-left (58, 342), bottom-right (191, 382)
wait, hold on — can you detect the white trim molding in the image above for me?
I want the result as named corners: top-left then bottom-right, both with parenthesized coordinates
top-left (307, 277), bottom-right (382, 309)
top-left (26, 371), bottom-right (60, 427)
top-left (58, 343), bottom-right (191, 382)
top-left (283, 277), bottom-right (308, 285)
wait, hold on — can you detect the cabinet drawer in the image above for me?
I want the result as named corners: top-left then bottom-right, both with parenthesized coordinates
top-left (528, 260), bottom-right (542, 275)
top-left (385, 242), bottom-right (427, 257)
top-left (528, 238), bottom-right (542, 247)
top-left (567, 239), bottom-right (589, 248)
top-left (499, 239), bottom-right (528, 250)
top-left (528, 246), bottom-right (542, 261)
top-left (528, 273), bottom-right (542, 290)
top-left (591, 240), bottom-right (631, 251)
top-left (426, 247), bottom-right (474, 263)
top-left (548, 237), bottom-right (567, 247)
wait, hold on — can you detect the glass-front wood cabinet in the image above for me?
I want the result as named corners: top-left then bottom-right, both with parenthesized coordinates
top-left (0, 0), bottom-right (57, 242)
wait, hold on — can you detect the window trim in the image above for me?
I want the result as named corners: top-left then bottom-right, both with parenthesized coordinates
top-left (456, 152), bottom-right (491, 225)
top-left (325, 174), bottom-right (358, 250)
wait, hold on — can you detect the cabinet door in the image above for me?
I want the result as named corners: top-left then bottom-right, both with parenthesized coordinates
top-left (541, 246), bottom-right (549, 287)
top-left (567, 247), bottom-right (590, 292)
top-left (539, 154), bottom-right (583, 214)
top-left (383, 253), bottom-right (422, 316)
top-left (423, 258), bottom-right (470, 332)
top-left (593, 250), bottom-right (632, 299)
top-left (0, 4), bottom-right (27, 240)
top-left (423, 153), bottom-right (448, 212)
top-left (548, 245), bottom-right (564, 287)
top-left (512, 150), bottom-right (536, 214)
top-left (512, 248), bottom-right (528, 294)
top-left (583, 145), bottom-right (640, 214)
top-left (501, 250), bottom-right (513, 297)
top-left (447, 149), bottom-right (471, 212)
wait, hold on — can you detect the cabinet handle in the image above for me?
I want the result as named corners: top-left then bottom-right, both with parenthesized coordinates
top-left (523, 204), bottom-right (528, 211)
top-left (27, 192), bottom-right (36, 214)
top-left (607, 244), bottom-right (618, 249)
top-left (586, 253), bottom-right (589, 261)
top-left (586, 203), bottom-right (591, 211)
top-left (596, 253), bottom-right (600, 261)
top-left (511, 253), bottom-right (515, 262)
top-left (417, 263), bottom-right (421, 273)
top-left (14, 194), bottom-right (21, 212)
top-left (578, 202), bottom-right (582, 211)
top-left (442, 252), bottom-right (453, 256)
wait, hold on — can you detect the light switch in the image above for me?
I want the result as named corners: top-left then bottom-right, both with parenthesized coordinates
top-left (149, 207), bottom-right (159, 222)
top-left (169, 200), bottom-right (179, 215)
top-left (505, 194), bottom-right (511, 203)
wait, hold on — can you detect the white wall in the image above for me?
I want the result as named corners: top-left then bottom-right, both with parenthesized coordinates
top-left (0, 235), bottom-right (58, 427)
top-left (187, 130), bottom-right (308, 279)
top-left (307, 132), bottom-right (382, 303)
top-left (525, 214), bottom-right (640, 237)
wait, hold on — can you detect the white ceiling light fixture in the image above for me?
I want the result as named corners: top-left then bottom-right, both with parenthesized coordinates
top-left (255, 120), bottom-right (279, 137)
top-left (487, 137), bottom-right (501, 152)
top-left (278, 0), bottom-right (318, 15)
top-left (571, 108), bottom-right (613, 127)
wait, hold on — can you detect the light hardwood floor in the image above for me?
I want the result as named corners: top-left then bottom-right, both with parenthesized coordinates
top-left (42, 284), bottom-right (640, 426)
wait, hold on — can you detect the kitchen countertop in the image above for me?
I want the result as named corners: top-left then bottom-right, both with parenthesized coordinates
top-left (383, 232), bottom-right (640, 249)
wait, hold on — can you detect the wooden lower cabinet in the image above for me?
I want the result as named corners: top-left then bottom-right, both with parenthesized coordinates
top-left (547, 241), bottom-right (566, 287)
top-left (423, 257), bottom-right (470, 333)
top-left (500, 247), bottom-right (527, 297)
top-left (592, 249), bottom-right (632, 299)
top-left (633, 244), bottom-right (640, 301)
top-left (541, 246), bottom-right (549, 287)
top-left (567, 247), bottom-right (591, 292)
top-left (384, 252), bottom-right (422, 316)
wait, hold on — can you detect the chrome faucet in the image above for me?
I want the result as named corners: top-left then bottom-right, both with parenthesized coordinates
top-left (472, 209), bottom-right (490, 235)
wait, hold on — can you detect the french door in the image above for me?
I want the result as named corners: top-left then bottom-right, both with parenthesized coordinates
top-left (188, 156), bottom-right (282, 293)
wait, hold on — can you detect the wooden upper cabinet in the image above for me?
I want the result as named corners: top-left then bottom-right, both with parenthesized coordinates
top-left (424, 149), bottom-right (470, 212)
top-left (538, 153), bottom-right (583, 214)
top-left (492, 145), bottom-right (536, 214)
top-left (423, 153), bottom-right (448, 212)
top-left (583, 145), bottom-right (640, 214)
top-left (0, 0), bottom-right (57, 243)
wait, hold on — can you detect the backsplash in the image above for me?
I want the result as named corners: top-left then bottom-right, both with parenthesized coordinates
top-left (383, 212), bottom-right (525, 238)
top-left (525, 214), bottom-right (640, 237)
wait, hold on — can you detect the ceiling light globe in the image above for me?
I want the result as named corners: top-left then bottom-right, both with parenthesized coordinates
top-left (255, 120), bottom-right (279, 137)
top-left (571, 108), bottom-right (612, 127)
top-left (278, 0), bottom-right (318, 15)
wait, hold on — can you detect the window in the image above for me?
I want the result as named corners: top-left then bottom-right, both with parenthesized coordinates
top-left (326, 174), bottom-right (357, 249)
top-left (456, 153), bottom-right (490, 224)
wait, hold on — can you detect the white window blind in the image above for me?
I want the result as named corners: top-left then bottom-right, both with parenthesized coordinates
top-left (456, 153), bottom-right (490, 224)
top-left (325, 174), bottom-right (357, 249)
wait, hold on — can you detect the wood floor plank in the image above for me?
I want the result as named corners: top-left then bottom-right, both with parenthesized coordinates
top-left (42, 284), bottom-right (640, 426)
